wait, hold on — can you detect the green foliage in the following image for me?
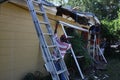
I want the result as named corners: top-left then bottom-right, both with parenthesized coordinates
top-left (67, 0), bottom-right (120, 20)
top-left (67, 0), bottom-right (87, 11)
top-left (22, 71), bottom-right (52, 80)
top-left (47, 0), bottom-right (120, 20)
top-left (94, 0), bottom-right (120, 20)
top-left (101, 10), bottom-right (120, 40)
top-left (46, 0), bottom-right (67, 6)
top-left (65, 28), bottom-right (92, 69)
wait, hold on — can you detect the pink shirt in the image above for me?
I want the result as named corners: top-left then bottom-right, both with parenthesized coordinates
top-left (53, 34), bottom-right (71, 58)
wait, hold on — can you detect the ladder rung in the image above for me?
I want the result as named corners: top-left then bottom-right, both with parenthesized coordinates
top-left (43, 33), bottom-right (52, 36)
top-left (39, 21), bottom-right (49, 25)
top-left (52, 57), bottom-right (61, 61)
top-left (32, 0), bottom-right (42, 4)
top-left (44, 63), bottom-right (50, 72)
top-left (36, 10), bottom-right (45, 14)
top-left (67, 36), bottom-right (74, 38)
top-left (57, 69), bottom-right (67, 75)
top-left (76, 56), bottom-right (84, 59)
top-left (48, 45), bottom-right (57, 48)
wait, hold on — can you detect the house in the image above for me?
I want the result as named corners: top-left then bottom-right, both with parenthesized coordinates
top-left (0, 0), bottom-right (91, 80)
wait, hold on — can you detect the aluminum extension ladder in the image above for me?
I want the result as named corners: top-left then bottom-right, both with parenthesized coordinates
top-left (59, 21), bottom-right (85, 80)
top-left (26, 0), bottom-right (69, 80)
top-left (89, 34), bottom-right (107, 63)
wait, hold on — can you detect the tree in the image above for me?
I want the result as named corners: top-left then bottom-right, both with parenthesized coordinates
top-left (66, 0), bottom-right (120, 42)
top-left (64, 28), bottom-right (92, 70)
top-left (46, 0), bottom-right (67, 6)
top-left (101, 10), bottom-right (120, 41)
top-left (67, 0), bottom-right (120, 20)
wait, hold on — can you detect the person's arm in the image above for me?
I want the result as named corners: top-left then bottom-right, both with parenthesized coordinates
top-left (54, 21), bottom-right (59, 34)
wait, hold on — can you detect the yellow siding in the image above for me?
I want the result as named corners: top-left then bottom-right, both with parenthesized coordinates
top-left (0, 1), bottom-right (89, 80)
top-left (0, 2), bottom-right (48, 80)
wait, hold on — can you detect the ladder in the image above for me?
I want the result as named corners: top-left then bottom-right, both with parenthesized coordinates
top-left (26, 0), bottom-right (69, 80)
top-left (59, 21), bottom-right (86, 80)
top-left (97, 44), bottom-right (107, 63)
top-left (88, 33), bottom-right (107, 63)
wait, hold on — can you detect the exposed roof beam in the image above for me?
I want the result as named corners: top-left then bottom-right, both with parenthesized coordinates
top-left (59, 21), bottom-right (88, 32)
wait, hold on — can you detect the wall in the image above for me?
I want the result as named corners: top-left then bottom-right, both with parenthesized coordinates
top-left (0, 2), bottom-right (48, 80)
top-left (0, 1), bottom-right (89, 80)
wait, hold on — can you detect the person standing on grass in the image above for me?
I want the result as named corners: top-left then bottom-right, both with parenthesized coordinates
top-left (89, 24), bottom-right (101, 62)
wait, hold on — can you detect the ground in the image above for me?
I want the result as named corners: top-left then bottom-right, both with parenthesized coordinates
top-left (102, 58), bottom-right (120, 80)
top-left (69, 54), bottom-right (120, 80)
top-left (22, 53), bottom-right (120, 80)
top-left (86, 55), bottom-right (120, 80)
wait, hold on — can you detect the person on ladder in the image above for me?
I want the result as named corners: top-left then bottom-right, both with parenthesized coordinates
top-left (89, 23), bottom-right (101, 62)
top-left (53, 21), bottom-right (71, 80)
top-left (89, 25), bottom-right (96, 58)
top-left (95, 23), bottom-right (101, 62)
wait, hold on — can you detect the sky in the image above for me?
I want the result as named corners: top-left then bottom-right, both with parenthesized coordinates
top-left (52, 0), bottom-right (68, 6)
top-left (64, 0), bottom-right (68, 3)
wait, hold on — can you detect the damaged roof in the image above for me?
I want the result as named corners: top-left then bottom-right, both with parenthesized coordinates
top-left (56, 6), bottom-right (101, 26)
top-left (7, 0), bottom-right (100, 27)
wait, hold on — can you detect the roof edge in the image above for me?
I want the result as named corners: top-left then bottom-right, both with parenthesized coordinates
top-left (8, 1), bottom-right (89, 29)
top-left (8, 1), bottom-right (28, 11)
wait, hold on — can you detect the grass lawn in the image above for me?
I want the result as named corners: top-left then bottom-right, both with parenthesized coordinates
top-left (103, 58), bottom-right (120, 80)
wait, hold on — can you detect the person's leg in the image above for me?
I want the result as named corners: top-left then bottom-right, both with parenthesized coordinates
top-left (59, 73), bottom-right (66, 80)
top-left (54, 61), bottom-right (66, 80)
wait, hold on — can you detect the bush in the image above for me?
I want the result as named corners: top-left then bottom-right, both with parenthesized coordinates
top-left (22, 73), bottom-right (35, 80)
